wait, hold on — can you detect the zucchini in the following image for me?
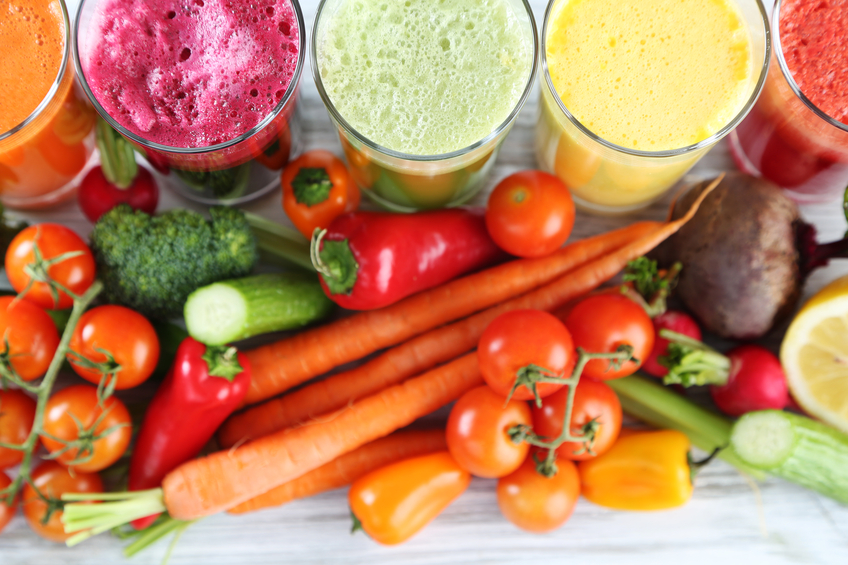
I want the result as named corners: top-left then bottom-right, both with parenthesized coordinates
top-left (184, 273), bottom-right (334, 345)
top-left (730, 410), bottom-right (848, 504)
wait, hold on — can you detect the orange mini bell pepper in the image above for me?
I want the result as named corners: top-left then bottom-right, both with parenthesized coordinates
top-left (577, 429), bottom-right (693, 511)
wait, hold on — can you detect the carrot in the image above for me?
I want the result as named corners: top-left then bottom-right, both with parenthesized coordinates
top-left (160, 353), bottom-right (481, 520)
top-left (242, 220), bottom-right (660, 406)
top-left (227, 429), bottom-right (447, 515)
top-left (219, 191), bottom-right (716, 448)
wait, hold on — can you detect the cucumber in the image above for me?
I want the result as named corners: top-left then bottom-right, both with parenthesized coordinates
top-left (184, 273), bottom-right (334, 345)
top-left (730, 410), bottom-right (848, 504)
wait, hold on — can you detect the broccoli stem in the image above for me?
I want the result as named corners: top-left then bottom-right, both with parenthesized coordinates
top-left (244, 212), bottom-right (315, 272)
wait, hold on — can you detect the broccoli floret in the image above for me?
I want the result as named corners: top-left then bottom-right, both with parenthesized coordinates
top-left (90, 204), bottom-right (258, 319)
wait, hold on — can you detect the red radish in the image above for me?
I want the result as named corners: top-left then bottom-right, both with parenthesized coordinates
top-left (660, 332), bottom-right (789, 417)
top-left (710, 345), bottom-right (790, 417)
top-left (78, 166), bottom-right (159, 223)
top-left (642, 311), bottom-right (701, 377)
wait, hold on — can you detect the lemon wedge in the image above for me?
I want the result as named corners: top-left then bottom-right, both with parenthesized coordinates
top-left (781, 275), bottom-right (848, 434)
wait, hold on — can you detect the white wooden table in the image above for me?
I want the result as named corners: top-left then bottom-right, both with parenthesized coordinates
top-left (3, 0), bottom-right (848, 562)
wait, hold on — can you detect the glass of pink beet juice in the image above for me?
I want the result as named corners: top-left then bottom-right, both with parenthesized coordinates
top-left (729, 0), bottom-right (848, 203)
top-left (72, 0), bottom-right (305, 203)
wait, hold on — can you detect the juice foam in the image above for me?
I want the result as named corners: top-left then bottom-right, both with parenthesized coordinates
top-left (546, 0), bottom-right (753, 151)
top-left (780, 0), bottom-right (848, 125)
top-left (84, 0), bottom-right (299, 148)
top-left (317, 0), bottom-right (533, 156)
top-left (0, 0), bottom-right (64, 133)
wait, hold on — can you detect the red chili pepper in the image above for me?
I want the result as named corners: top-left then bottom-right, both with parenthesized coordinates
top-left (127, 337), bottom-right (250, 529)
top-left (311, 209), bottom-right (505, 310)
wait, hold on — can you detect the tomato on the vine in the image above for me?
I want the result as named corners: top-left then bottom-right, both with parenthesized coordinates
top-left (5, 224), bottom-right (96, 310)
top-left (496, 452), bottom-right (580, 533)
top-left (485, 170), bottom-right (575, 258)
top-left (0, 296), bottom-right (60, 381)
top-left (446, 386), bottom-right (531, 478)
top-left (68, 305), bottom-right (160, 390)
top-left (281, 150), bottom-right (360, 238)
top-left (563, 294), bottom-right (654, 380)
top-left (532, 377), bottom-right (622, 461)
top-left (22, 460), bottom-right (103, 543)
top-left (478, 310), bottom-right (575, 402)
top-left (40, 385), bottom-right (131, 473)
top-left (0, 389), bottom-right (37, 469)
top-left (0, 471), bottom-right (17, 534)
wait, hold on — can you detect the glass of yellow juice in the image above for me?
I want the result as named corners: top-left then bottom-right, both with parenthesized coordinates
top-left (536, 0), bottom-right (771, 214)
top-left (312, 0), bottom-right (538, 211)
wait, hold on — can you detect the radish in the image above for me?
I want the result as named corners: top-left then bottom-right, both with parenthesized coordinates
top-left (642, 311), bottom-right (701, 377)
top-left (660, 332), bottom-right (789, 417)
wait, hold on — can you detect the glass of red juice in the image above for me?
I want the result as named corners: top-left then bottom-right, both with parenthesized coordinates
top-left (729, 0), bottom-right (848, 204)
top-left (72, 0), bottom-right (305, 204)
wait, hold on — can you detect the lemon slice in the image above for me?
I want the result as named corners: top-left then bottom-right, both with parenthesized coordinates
top-left (781, 275), bottom-right (848, 434)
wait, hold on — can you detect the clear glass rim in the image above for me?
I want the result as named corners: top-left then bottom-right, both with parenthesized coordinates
top-left (310, 0), bottom-right (539, 162)
top-left (772, 0), bottom-right (848, 134)
top-left (540, 0), bottom-right (772, 158)
top-left (71, 0), bottom-right (307, 155)
top-left (0, 0), bottom-right (71, 142)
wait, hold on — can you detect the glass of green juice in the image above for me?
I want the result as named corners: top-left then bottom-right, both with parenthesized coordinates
top-left (536, 0), bottom-right (771, 215)
top-left (312, 0), bottom-right (538, 211)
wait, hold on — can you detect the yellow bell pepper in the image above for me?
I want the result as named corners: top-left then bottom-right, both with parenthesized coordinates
top-left (577, 429), bottom-right (693, 511)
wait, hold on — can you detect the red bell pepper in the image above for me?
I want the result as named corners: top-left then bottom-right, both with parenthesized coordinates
top-left (311, 209), bottom-right (505, 310)
top-left (127, 337), bottom-right (250, 529)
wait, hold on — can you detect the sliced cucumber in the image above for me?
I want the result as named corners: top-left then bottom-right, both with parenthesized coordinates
top-left (184, 273), bottom-right (334, 345)
top-left (731, 410), bottom-right (848, 504)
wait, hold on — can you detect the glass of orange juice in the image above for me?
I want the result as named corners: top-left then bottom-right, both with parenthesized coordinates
top-left (0, 0), bottom-right (97, 209)
top-left (536, 0), bottom-right (771, 214)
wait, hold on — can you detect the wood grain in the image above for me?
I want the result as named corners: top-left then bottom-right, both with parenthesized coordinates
top-left (3, 0), bottom-right (848, 562)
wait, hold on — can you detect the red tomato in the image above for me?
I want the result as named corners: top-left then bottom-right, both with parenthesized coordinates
top-left (0, 471), bottom-right (17, 534)
top-left (446, 386), bottom-right (532, 478)
top-left (0, 296), bottom-right (59, 381)
top-left (281, 150), bottom-right (360, 238)
top-left (68, 305), bottom-right (160, 390)
top-left (348, 451), bottom-right (470, 545)
top-left (642, 310), bottom-right (702, 378)
top-left (485, 170), bottom-right (575, 258)
top-left (40, 385), bottom-right (131, 473)
top-left (478, 310), bottom-right (576, 402)
top-left (22, 461), bottom-right (103, 543)
top-left (532, 378), bottom-right (622, 461)
top-left (563, 294), bottom-right (654, 380)
top-left (0, 389), bottom-right (37, 469)
top-left (5, 224), bottom-right (96, 309)
top-left (497, 452), bottom-right (580, 533)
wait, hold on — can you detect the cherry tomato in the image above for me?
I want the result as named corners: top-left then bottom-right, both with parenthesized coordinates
top-left (478, 310), bottom-right (576, 402)
top-left (485, 170), bottom-right (575, 258)
top-left (446, 386), bottom-right (532, 478)
top-left (349, 451), bottom-right (470, 545)
top-left (0, 296), bottom-right (59, 381)
top-left (22, 460), bottom-right (103, 543)
top-left (0, 471), bottom-right (17, 534)
top-left (281, 150), bottom-right (360, 238)
top-left (5, 224), bottom-right (96, 310)
top-left (497, 452), bottom-right (580, 533)
top-left (532, 378), bottom-right (622, 461)
top-left (40, 385), bottom-right (131, 473)
top-left (642, 310), bottom-right (702, 377)
top-left (0, 389), bottom-right (37, 469)
top-left (68, 305), bottom-right (160, 390)
top-left (563, 294), bottom-right (654, 380)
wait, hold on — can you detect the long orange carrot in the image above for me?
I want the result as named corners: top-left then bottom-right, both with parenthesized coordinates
top-left (227, 429), bottom-right (447, 515)
top-left (219, 193), bottom-right (714, 448)
top-left (242, 221), bottom-right (660, 405)
top-left (162, 353), bottom-right (481, 520)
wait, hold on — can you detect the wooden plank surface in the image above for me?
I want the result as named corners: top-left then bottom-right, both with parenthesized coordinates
top-left (3, 0), bottom-right (848, 562)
